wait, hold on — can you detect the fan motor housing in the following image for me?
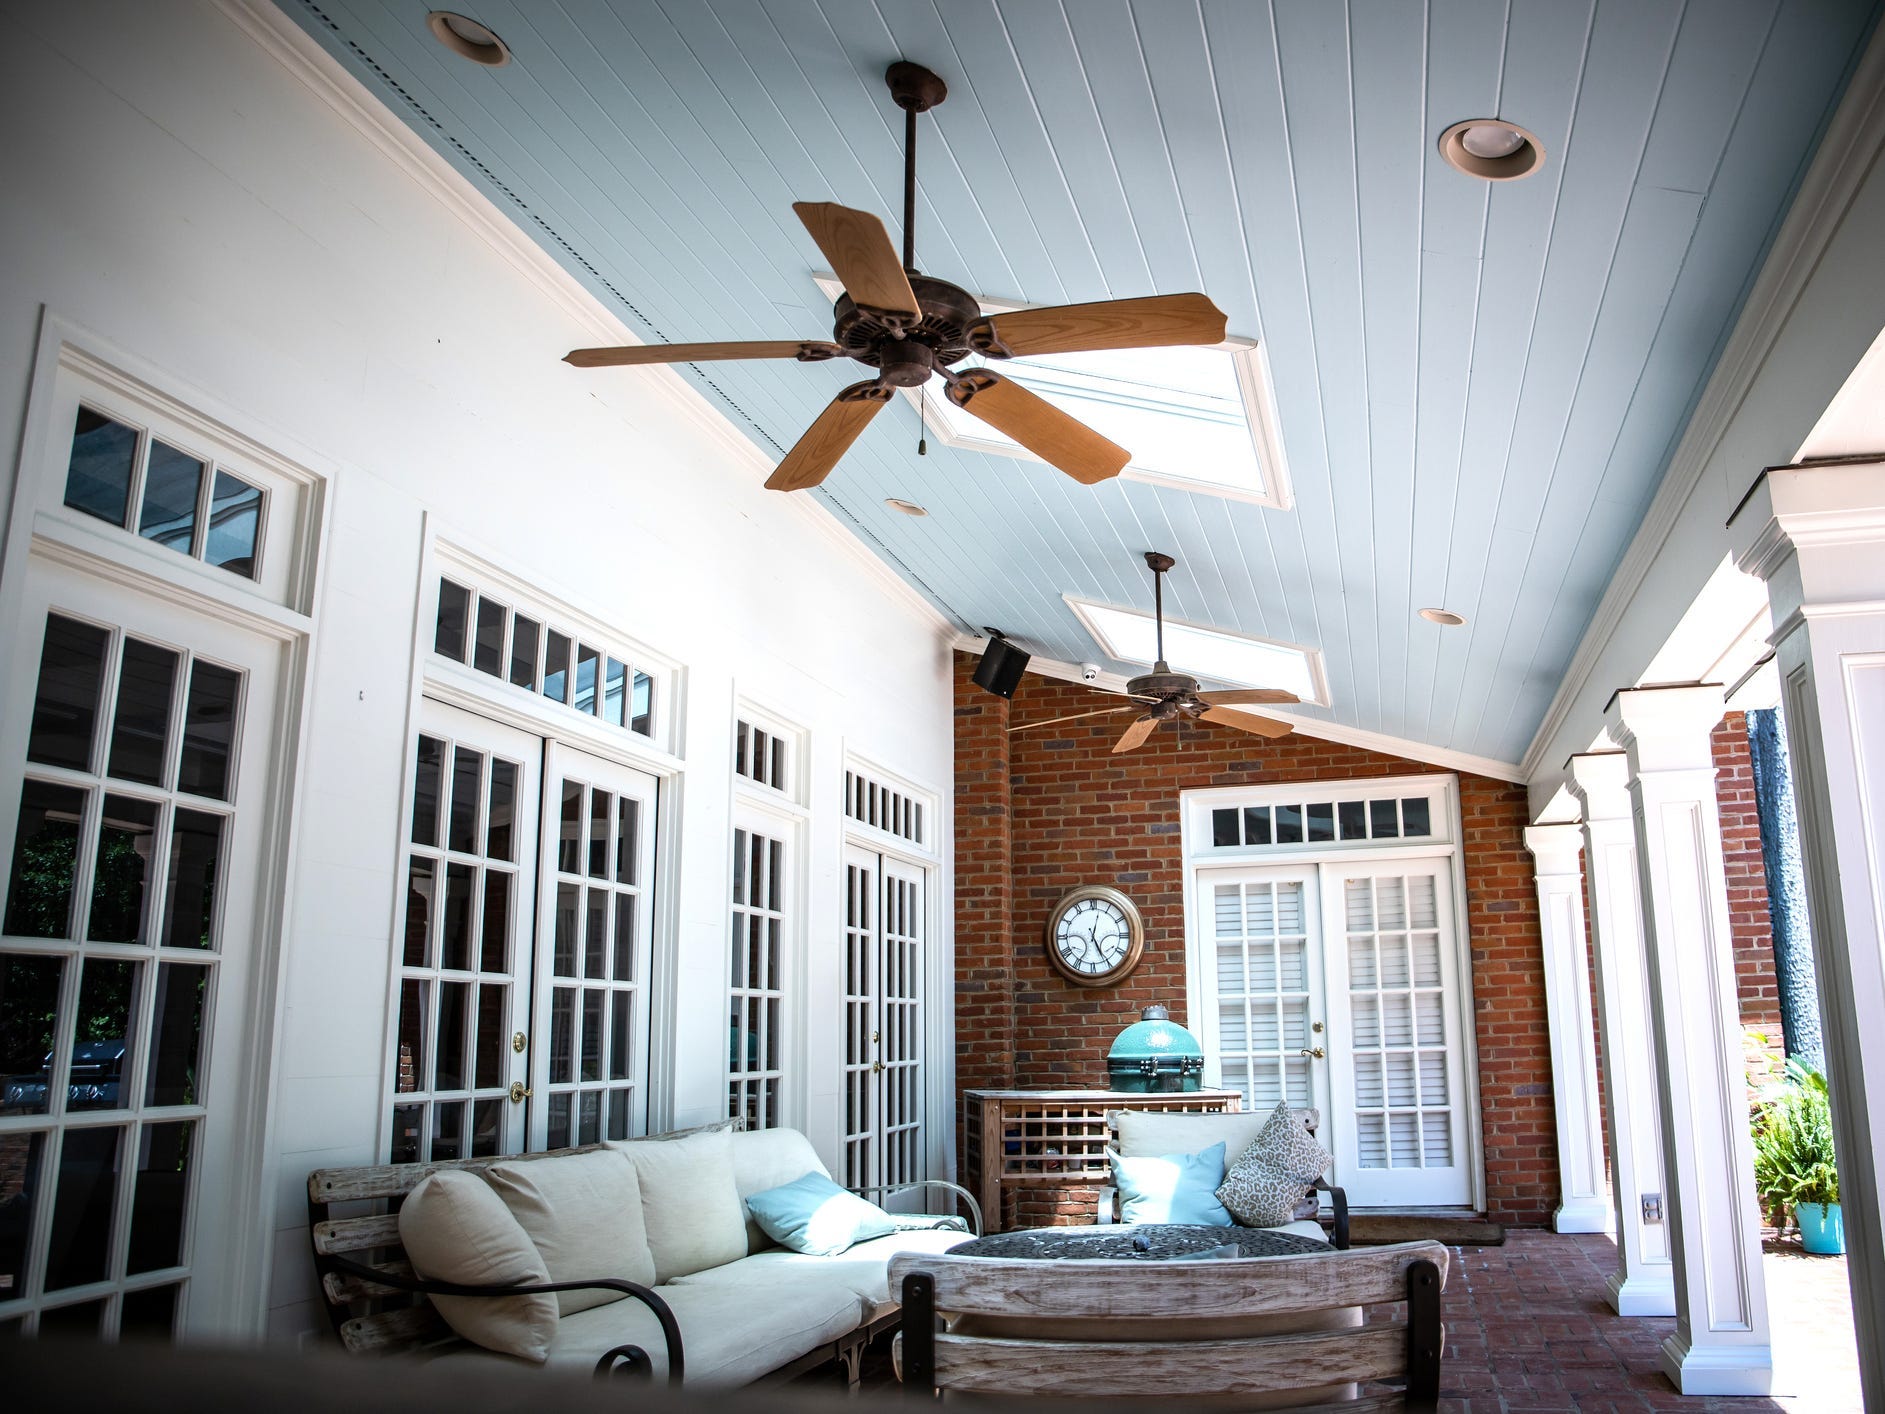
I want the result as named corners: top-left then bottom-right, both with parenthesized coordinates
top-left (832, 275), bottom-right (982, 370)
top-left (1126, 668), bottom-right (1201, 703)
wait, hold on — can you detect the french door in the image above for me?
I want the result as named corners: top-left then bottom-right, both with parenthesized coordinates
top-left (390, 705), bottom-right (655, 1162)
top-left (0, 566), bottom-right (285, 1337)
top-left (1197, 856), bottom-right (1473, 1207)
top-left (841, 846), bottom-right (925, 1197)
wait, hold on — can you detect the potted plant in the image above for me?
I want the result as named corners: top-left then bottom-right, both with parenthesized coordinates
top-left (1751, 1059), bottom-right (1842, 1254)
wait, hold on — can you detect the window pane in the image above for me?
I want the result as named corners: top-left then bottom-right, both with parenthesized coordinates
top-left (1212, 808), bottom-right (1239, 847)
top-left (585, 891), bottom-right (607, 979)
top-left (558, 780), bottom-right (581, 874)
top-left (616, 798), bottom-right (638, 886)
top-left (474, 985), bottom-right (504, 1089)
top-left (1274, 804), bottom-right (1303, 845)
top-left (610, 991), bottom-right (631, 1080)
top-left (1338, 800), bottom-right (1368, 840)
top-left (448, 748), bottom-right (482, 856)
top-left (487, 760), bottom-right (516, 862)
top-left (471, 1098), bottom-right (502, 1158)
top-left (177, 661), bottom-right (240, 801)
top-left (1370, 798), bottom-right (1400, 838)
top-left (579, 1089), bottom-right (600, 1145)
top-left (410, 735), bottom-right (444, 848)
top-left (108, 639), bottom-right (179, 786)
top-left (204, 470), bottom-right (263, 578)
top-left (66, 406), bottom-right (140, 526)
top-left (1402, 797), bottom-right (1432, 837)
top-left (89, 794), bottom-right (159, 943)
top-left (0, 957), bottom-right (63, 1116)
top-left (480, 869), bottom-right (510, 973)
top-left (435, 981), bottom-right (468, 1091)
top-left (0, 1133), bottom-right (45, 1290)
top-left (440, 864), bottom-right (473, 972)
top-left (390, 1103), bottom-right (422, 1164)
top-left (1306, 801), bottom-right (1335, 844)
top-left (6, 780), bottom-right (87, 939)
top-left (631, 672), bottom-right (653, 736)
top-left (146, 964), bottom-right (207, 1107)
top-left (588, 789), bottom-right (611, 878)
top-left (403, 857), bottom-right (434, 968)
top-left (395, 982), bottom-right (426, 1095)
top-left (550, 989), bottom-right (574, 1084)
top-left (45, 1124), bottom-right (121, 1290)
top-left (602, 659), bottom-right (627, 727)
top-left (553, 883), bottom-right (578, 976)
top-left (582, 989), bottom-right (604, 1081)
top-left (119, 1283), bottom-right (180, 1340)
top-left (127, 1120), bottom-right (193, 1274)
top-left (613, 897), bottom-right (635, 981)
top-left (434, 580), bottom-right (470, 661)
top-left (509, 615), bottom-right (539, 690)
top-left (1243, 806), bottom-right (1271, 846)
top-left (138, 441), bottom-right (203, 555)
top-left (543, 631), bottom-right (570, 705)
top-left (70, 959), bottom-right (137, 1111)
top-left (432, 1101), bottom-right (463, 1161)
top-left (162, 808), bottom-right (222, 950)
top-left (574, 644), bottom-right (600, 715)
top-left (546, 1093), bottom-right (570, 1151)
top-left (28, 614), bottom-right (111, 771)
top-left (472, 597), bottom-right (506, 677)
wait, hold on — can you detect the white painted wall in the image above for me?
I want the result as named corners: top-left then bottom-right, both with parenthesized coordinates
top-left (0, 0), bottom-right (956, 1344)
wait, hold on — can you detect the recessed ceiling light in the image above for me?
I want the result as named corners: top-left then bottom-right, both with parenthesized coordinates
top-left (1419, 607), bottom-right (1468, 627)
top-left (884, 498), bottom-right (928, 517)
top-left (1438, 119), bottom-right (1543, 181)
top-left (427, 11), bottom-right (511, 66)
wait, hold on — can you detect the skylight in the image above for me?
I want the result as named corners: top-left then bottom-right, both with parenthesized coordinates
top-left (1066, 596), bottom-right (1327, 706)
top-left (812, 279), bottom-right (1292, 507)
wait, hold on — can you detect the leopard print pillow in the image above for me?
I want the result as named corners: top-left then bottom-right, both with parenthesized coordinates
top-left (1215, 1101), bottom-right (1333, 1228)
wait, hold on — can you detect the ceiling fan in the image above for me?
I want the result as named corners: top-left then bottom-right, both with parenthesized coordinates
top-left (564, 61), bottom-right (1229, 493)
top-left (1015, 552), bottom-right (1301, 754)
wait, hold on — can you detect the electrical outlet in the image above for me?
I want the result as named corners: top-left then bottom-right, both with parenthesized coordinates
top-left (1641, 1193), bottom-right (1663, 1223)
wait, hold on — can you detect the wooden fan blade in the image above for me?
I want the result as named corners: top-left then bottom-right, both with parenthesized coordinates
top-left (1199, 706), bottom-right (1294, 740)
top-left (946, 371), bottom-right (1129, 486)
top-left (794, 202), bottom-right (921, 320)
top-left (1010, 706), bottom-right (1132, 734)
top-left (1195, 688), bottom-right (1301, 707)
top-left (970, 293), bottom-right (1228, 358)
top-left (764, 382), bottom-right (893, 492)
top-left (565, 340), bottom-right (842, 368)
top-left (1112, 715), bottom-right (1159, 754)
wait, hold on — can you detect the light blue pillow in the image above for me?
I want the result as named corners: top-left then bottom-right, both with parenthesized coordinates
top-left (1108, 1142), bottom-right (1233, 1226)
top-left (745, 1170), bottom-right (899, 1255)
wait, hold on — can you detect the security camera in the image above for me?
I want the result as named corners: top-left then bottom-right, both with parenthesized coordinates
top-left (1080, 663), bottom-right (1101, 683)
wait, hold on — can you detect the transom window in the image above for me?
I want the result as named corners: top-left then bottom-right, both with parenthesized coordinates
top-left (734, 720), bottom-right (789, 793)
top-left (844, 769), bottom-right (926, 846)
top-left (1211, 794), bottom-right (1433, 849)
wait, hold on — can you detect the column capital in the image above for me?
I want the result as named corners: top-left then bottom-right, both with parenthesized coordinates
top-left (1566, 750), bottom-right (1631, 819)
top-left (1732, 459), bottom-right (1885, 585)
top-left (1524, 823), bottom-right (1584, 875)
top-left (1605, 684), bottom-right (1726, 772)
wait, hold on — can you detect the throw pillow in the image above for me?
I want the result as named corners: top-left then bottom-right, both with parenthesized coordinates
top-left (397, 1170), bottom-right (557, 1362)
top-left (745, 1170), bottom-right (899, 1256)
top-left (484, 1149), bottom-right (655, 1314)
top-left (1216, 1101), bottom-right (1334, 1228)
top-left (1107, 1142), bottom-right (1233, 1226)
top-left (730, 1127), bottom-right (831, 1253)
top-left (609, 1127), bottom-right (746, 1282)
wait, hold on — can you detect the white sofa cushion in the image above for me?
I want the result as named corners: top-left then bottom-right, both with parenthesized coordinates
top-left (730, 1127), bottom-right (830, 1253)
top-left (483, 1149), bottom-right (654, 1314)
top-left (669, 1227), bottom-right (972, 1322)
top-left (609, 1128), bottom-right (746, 1282)
top-left (428, 1276), bottom-right (862, 1387)
top-left (397, 1170), bottom-right (556, 1362)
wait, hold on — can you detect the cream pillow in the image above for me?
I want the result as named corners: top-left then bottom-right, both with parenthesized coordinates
top-left (731, 1128), bottom-right (831, 1254)
top-left (1115, 1107), bottom-right (1323, 1167)
top-left (611, 1128), bottom-right (746, 1282)
top-left (484, 1150), bottom-right (655, 1314)
top-left (398, 1170), bottom-right (556, 1361)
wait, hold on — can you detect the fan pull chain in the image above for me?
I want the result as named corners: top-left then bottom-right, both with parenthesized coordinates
top-left (918, 395), bottom-right (927, 456)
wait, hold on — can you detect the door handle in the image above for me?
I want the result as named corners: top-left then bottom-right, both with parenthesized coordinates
top-left (1299, 1047), bottom-right (1325, 1060)
top-left (872, 1060), bottom-right (885, 1074)
top-left (508, 1081), bottom-right (532, 1103)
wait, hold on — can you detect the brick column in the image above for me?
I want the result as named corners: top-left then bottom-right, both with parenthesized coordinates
top-left (952, 654), bottom-right (1015, 1155)
top-left (1607, 685), bottom-right (1771, 1396)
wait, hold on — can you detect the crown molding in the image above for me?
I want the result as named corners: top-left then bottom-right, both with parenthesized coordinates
top-left (1517, 21), bottom-right (1885, 785)
top-left (212, 0), bottom-right (952, 644)
top-left (959, 636), bottom-right (1525, 783)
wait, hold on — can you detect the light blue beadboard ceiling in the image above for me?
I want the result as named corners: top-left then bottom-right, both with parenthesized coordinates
top-left (284, 0), bottom-right (1877, 764)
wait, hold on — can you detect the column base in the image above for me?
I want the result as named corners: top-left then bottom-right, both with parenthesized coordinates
top-left (1658, 1332), bottom-right (1773, 1396)
top-left (1553, 1196), bottom-right (1614, 1234)
top-left (1606, 1266), bottom-right (1676, 1317)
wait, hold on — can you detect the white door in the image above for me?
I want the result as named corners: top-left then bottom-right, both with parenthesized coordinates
top-left (388, 701), bottom-right (541, 1163)
top-left (0, 566), bottom-right (286, 1338)
top-left (1322, 860), bottom-right (1473, 1207)
top-left (840, 846), bottom-right (926, 1197)
top-left (530, 742), bottom-right (657, 1147)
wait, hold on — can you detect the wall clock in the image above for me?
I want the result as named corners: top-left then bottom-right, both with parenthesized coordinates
top-left (1044, 885), bottom-right (1146, 987)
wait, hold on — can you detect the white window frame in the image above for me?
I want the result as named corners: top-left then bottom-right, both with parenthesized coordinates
top-left (1178, 773), bottom-right (1485, 1212)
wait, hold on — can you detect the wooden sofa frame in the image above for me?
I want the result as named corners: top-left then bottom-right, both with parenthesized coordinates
top-left (306, 1140), bottom-right (981, 1389)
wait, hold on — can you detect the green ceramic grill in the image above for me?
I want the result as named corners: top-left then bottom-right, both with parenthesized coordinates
top-left (1105, 1004), bottom-right (1205, 1092)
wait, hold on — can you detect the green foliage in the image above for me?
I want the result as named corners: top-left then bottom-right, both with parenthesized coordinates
top-left (1752, 1058), bottom-right (1839, 1216)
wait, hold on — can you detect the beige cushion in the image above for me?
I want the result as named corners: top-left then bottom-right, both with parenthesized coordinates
top-left (610, 1128), bottom-right (746, 1282)
top-left (427, 1275), bottom-right (862, 1387)
top-left (670, 1226), bottom-right (972, 1320)
top-left (397, 1170), bottom-right (556, 1362)
top-left (484, 1149), bottom-right (654, 1314)
top-left (1114, 1107), bottom-right (1321, 1167)
top-left (730, 1128), bottom-right (831, 1253)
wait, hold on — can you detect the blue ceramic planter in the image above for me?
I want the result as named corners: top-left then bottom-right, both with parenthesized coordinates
top-left (1796, 1201), bottom-right (1844, 1255)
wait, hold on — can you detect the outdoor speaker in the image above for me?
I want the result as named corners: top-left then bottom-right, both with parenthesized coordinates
top-left (973, 635), bottom-right (1030, 699)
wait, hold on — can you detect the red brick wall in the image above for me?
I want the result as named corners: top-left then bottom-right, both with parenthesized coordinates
top-left (1714, 713), bottom-right (1783, 1056)
top-left (952, 654), bottom-right (1557, 1226)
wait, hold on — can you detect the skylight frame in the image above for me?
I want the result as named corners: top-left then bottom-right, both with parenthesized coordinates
top-left (810, 277), bottom-right (1293, 509)
top-left (1064, 594), bottom-right (1331, 708)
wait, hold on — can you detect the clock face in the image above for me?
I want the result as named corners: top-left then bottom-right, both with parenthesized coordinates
top-left (1045, 887), bottom-right (1144, 986)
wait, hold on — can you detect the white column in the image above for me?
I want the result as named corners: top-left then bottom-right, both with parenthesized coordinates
top-left (1566, 752), bottom-right (1676, 1317)
top-left (1523, 824), bottom-right (1612, 1234)
top-left (1735, 461), bottom-right (1885, 1412)
top-left (1607, 685), bottom-right (1771, 1396)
